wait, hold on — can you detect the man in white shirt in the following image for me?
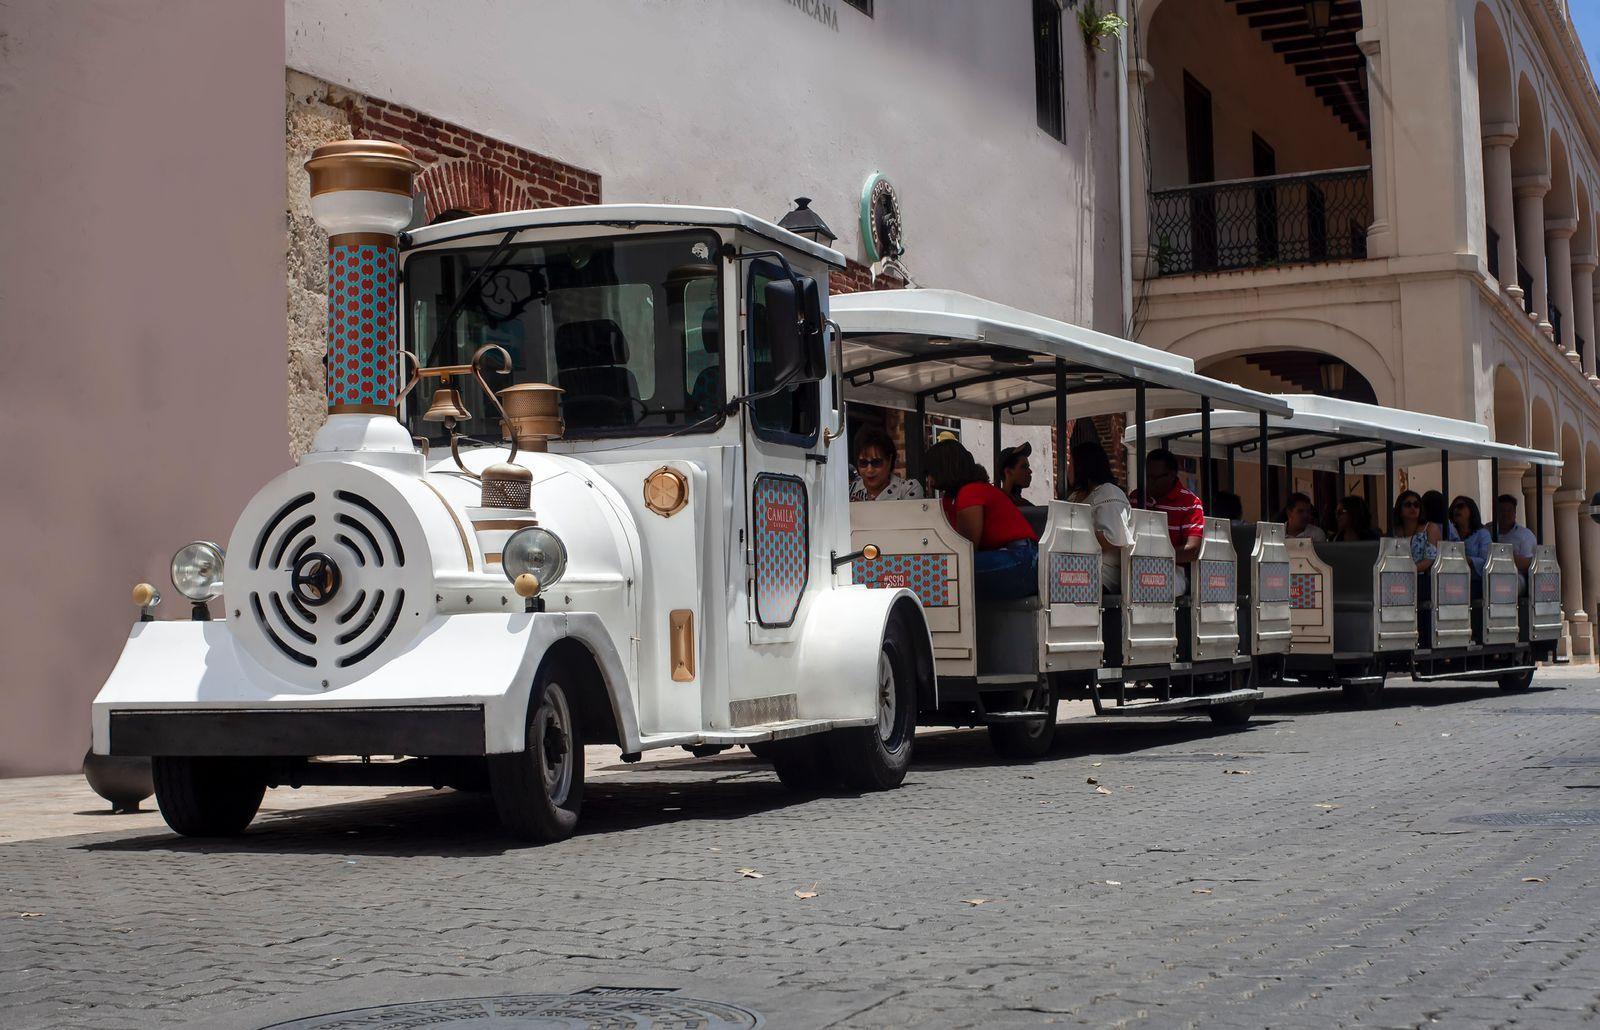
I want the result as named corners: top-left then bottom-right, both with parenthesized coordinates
top-left (1284, 492), bottom-right (1327, 542)
top-left (1494, 494), bottom-right (1537, 573)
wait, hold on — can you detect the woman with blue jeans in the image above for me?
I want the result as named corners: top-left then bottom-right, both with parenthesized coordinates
top-left (923, 439), bottom-right (1040, 601)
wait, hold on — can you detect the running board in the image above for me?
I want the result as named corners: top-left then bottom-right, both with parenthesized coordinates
top-left (1411, 664), bottom-right (1534, 683)
top-left (1095, 688), bottom-right (1262, 717)
top-left (983, 709), bottom-right (1051, 724)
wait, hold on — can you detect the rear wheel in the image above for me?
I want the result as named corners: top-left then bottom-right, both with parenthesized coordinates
top-left (831, 616), bottom-right (918, 791)
top-left (1341, 678), bottom-right (1386, 707)
top-left (152, 757), bottom-right (265, 837)
top-left (988, 689), bottom-right (1058, 759)
top-left (1208, 699), bottom-right (1256, 726)
top-left (1498, 667), bottom-right (1536, 692)
top-left (489, 668), bottom-right (583, 843)
top-left (767, 736), bottom-right (833, 793)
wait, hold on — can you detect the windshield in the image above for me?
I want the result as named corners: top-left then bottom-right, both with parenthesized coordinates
top-left (403, 230), bottom-right (723, 441)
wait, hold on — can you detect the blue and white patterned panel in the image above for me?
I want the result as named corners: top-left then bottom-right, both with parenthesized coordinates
top-left (854, 553), bottom-right (953, 607)
top-left (1488, 573), bottom-right (1519, 605)
top-left (1437, 572), bottom-right (1470, 607)
top-left (1289, 571), bottom-right (1321, 610)
top-left (1048, 552), bottom-right (1100, 605)
top-left (1260, 560), bottom-right (1291, 604)
top-left (1198, 559), bottom-right (1236, 605)
top-left (1129, 554), bottom-right (1175, 604)
top-left (1532, 570), bottom-right (1560, 605)
top-left (1380, 570), bottom-right (1416, 607)
top-left (752, 474), bottom-right (808, 628)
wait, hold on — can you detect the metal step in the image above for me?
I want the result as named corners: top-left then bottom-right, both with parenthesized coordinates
top-left (1096, 688), bottom-right (1262, 717)
top-left (982, 709), bottom-right (1051, 724)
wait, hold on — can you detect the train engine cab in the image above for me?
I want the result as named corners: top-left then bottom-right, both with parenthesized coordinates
top-left (91, 141), bottom-right (934, 842)
top-left (833, 290), bottom-right (1291, 757)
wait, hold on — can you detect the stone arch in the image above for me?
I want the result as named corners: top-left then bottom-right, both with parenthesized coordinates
top-left (1561, 421), bottom-right (1583, 490)
top-left (1548, 129), bottom-right (1576, 220)
top-left (1577, 180), bottom-right (1595, 259)
top-left (1163, 317), bottom-right (1397, 407)
top-left (1492, 364), bottom-right (1528, 446)
top-left (414, 160), bottom-right (543, 222)
top-left (1473, 3), bottom-right (1515, 126)
top-left (1511, 73), bottom-right (1548, 178)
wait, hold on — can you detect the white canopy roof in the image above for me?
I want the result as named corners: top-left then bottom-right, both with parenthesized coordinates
top-left (1133, 394), bottom-right (1561, 470)
top-left (402, 204), bottom-right (847, 268)
top-left (832, 290), bottom-right (1291, 425)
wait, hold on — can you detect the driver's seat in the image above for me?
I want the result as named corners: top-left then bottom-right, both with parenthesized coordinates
top-left (554, 319), bottom-right (639, 428)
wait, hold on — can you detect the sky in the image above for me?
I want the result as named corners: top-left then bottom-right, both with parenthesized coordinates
top-left (1579, 3), bottom-right (1600, 75)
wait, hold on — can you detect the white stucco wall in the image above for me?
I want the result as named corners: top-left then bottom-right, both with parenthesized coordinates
top-left (286, 0), bottom-right (1123, 329)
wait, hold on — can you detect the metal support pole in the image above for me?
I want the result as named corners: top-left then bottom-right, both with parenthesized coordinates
top-left (1055, 359), bottom-right (1068, 501)
top-left (1200, 397), bottom-right (1213, 510)
top-left (1258, 411), bottom-right (1269, 521)
top-left (1337, 458), bottom-right (1346, 502)
top-left (908, 395), bottom-right (926, 485)
top-left (1135, 384), bottom-right (1147, 506)
top-left (1284, 448), bottom-right (1294, 516)
top-left (1440, 450), bottom-right (1449, 511)
top-left (1535, 462), bottom-right (1545, 544)
top-left (1384, 442), bottom-right (1396, 534)
top-left (1490, 457), bottom-right (1500, 542)
top-left (991, 405), bottom-right (1003, 483)
top-left (1227, 444), bottom-right (1237, 492)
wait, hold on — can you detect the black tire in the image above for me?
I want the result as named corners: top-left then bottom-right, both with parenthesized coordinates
top-left (831, 615), bottom-right (919, 792)
top-left (1208, 699), bottom-right (1256, 726)
top-left (767, 736), bottom-right (834, 793)
top-left (489, 667), bottom-right (584, 843)
top-left (987, 690), bottom-right (1058, 760)
top-left (151, 757), bottom-right (265, 837)
top-left (1498, 667), bottom-right (1536, 692)
top-left (1341, 679), bottom-right (1385, 707)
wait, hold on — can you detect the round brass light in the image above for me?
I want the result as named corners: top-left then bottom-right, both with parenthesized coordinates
top-left (132, 583), bottom-right (159, 607)
top-left (643, 466), bottom-right (689, 517)
top-left (862, 544), bottom-right (880, 561)
top-left (513, 573), bottom-right (541, 598)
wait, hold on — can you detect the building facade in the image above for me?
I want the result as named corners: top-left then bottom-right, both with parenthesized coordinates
top-left (2, 0), bottom-right (1124, 775)
top-left (1127, 0), bottom-right (1600, 659)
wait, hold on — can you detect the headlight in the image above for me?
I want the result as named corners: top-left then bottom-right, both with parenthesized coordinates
top-left (502, 527), bottom-right (567, 588)
top-left (170, 541), bottom-right (225, 601)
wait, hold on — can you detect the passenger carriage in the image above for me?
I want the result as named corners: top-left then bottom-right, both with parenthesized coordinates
top-left (90, 141), bottom-right (937, 842)
top-left (1142, 395), bottom-right (1563, 704)
top-left (832, 290), bottom-right (1292, 757)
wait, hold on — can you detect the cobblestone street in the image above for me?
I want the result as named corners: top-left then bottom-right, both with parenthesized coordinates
top-left (6, 674), bottom-right (1600, 1029)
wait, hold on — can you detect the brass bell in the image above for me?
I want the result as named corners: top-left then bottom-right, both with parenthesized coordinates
top-left (422, 386), bottom-right (471, 424)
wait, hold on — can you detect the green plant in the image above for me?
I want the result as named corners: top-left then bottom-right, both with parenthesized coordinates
top-left (1078, 1), bottom-right (1128, 53)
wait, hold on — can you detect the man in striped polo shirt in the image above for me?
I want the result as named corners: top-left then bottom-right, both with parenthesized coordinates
top-left (1129, 448), bottom-right (1205, 594)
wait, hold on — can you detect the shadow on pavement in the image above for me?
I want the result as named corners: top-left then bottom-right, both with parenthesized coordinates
top-left (1257, 681), bottom-right (1563, 717)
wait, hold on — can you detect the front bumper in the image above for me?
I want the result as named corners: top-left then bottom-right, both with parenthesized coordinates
top-left (107, 704), bottom-right (485, 757)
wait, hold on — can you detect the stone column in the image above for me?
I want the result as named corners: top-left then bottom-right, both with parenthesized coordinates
top-left (1483, 125), bottom-right (1520, 300)
top-left (1128, 58), bottom-right (1156, 282)
top-left (1541, 478), bottom-right (1559, 550)
top-left (1574, 253), bottom-right (1599, 378)
top-left (1556, 489), bottom-right (1590, 660)
top-left (1581, 503), bottom-right (1600, 659)
top-left (1547, 218), bottom-right (1579, 360)
top-left (1514, 175), bottom-right (1552, 333)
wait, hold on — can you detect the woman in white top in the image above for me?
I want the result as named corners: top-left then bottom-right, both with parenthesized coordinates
top-left (1283, 492), bottom-right (1327, 542)
top-left (1066, 440), bottom-right (1133, 591)
top-left (849, 425), bottom-right (924, 502)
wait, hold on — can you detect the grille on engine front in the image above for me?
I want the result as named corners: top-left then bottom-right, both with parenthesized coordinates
top-left (245, 489), bottom-right (409, 670)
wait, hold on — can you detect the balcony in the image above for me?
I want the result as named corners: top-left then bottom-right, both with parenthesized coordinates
top-left (1148, 167), bottom-right (1372, 277)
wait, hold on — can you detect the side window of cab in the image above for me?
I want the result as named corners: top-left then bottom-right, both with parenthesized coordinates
top-left (747, 260), bottom-right (819, 445)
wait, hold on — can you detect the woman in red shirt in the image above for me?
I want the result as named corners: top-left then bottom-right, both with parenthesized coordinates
top-left (924, 439), bottom-right (1039, 600)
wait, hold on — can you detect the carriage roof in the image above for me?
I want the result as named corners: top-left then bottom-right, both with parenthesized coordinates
top-left (832, 290), bottom-right (1291, 425)
top-left (1136, 394), bottom-right (1562, 470)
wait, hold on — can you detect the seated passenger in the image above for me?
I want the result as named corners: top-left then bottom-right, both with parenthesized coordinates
top-left (1213, 491), bottom-right (1246, 525)
top-left (1066, 440), bottom-right (1132, 592)
top-left (995, 441), bottom-right (1034, 507)
top-left (1422, 490), bottom-right (1449, 541)
top-left (1494, 493), bottom-right (1537, 575)
top-left (1391, 490), bottom-right (1440, 572)
top-left (923, 439), bottom-right (1039, 601)
top-left (1129, 448), bottom-right (1204, 594)
top-left (1448, 495), bottom-right (1492, 577)
top-left (1333, 495), bottom-right (1381, 541)
top-left (1283, 492), bottom-right (1327, 541)
top-left (849, 426), bottom-right (923, 502)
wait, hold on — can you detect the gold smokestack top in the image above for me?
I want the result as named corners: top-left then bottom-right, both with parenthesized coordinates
top-left (497, 383), bottom-right (565, 453)
top-left (304, 140), bottom-right (423, 199)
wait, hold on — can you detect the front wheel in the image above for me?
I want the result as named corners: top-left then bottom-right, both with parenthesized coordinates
top-left (1498, 667), bottom-right (1536, 692)
top-left (767, 736), bottom-right (833, 794)
top-left (152, 757), bottom-right (265, 837)
top-left (489, 668), bottom-right (584, 843)
top-left (1341, 678), bottom-right (1386, 707)
top-left (831, 616), bottom-right (918, 791)
top-left (1208, 699), bottom-right (1256, 726)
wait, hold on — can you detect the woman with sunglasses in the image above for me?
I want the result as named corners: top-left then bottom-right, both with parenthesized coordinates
top-left (1448, 495), bottom-right (1492, 577)
top-left (1390, 489), bottom-right (1440, 572)
top-left (849, 425), bottom-right (923, 502)
top-left (1332, 495), bottom-right (1380, 541)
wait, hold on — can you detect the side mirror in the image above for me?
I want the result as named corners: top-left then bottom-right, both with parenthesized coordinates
top-left (761, 275), bottom-right (827, 386)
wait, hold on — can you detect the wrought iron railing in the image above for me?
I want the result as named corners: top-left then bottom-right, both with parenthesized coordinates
top-left (1577, 333), bottom-right (1587, 365)
top-left (1149, 166), bottom-right (1371, 276)
top-left (1487, 226), bottom-right (1500, 281)
top-left (1518, 262), bottom-right (1534, 313)
top-left (1551, 304), bottom-right (1563, 346)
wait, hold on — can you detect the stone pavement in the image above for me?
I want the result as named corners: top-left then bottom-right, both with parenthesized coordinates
top-left (4, 674), bottom-right (1600, 1028)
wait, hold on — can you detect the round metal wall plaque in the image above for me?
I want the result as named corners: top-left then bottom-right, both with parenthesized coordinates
top-left (859, 172), bottom-right (904, 263)
top-left (644, 466), bottom-right (689, 517)
top-left (260, 992), bottom-right (761, 1029)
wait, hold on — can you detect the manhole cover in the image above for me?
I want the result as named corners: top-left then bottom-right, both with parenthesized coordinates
top-left (1495, 707), bottom-right (1600, 716)
top-left (260, 991), bottom-right (762, 1028)
top-left (1450, 808), bottom-right (1600, 828)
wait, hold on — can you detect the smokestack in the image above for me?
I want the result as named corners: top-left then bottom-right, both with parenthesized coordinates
top-left (303, 140), bottom-right (422, 418)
